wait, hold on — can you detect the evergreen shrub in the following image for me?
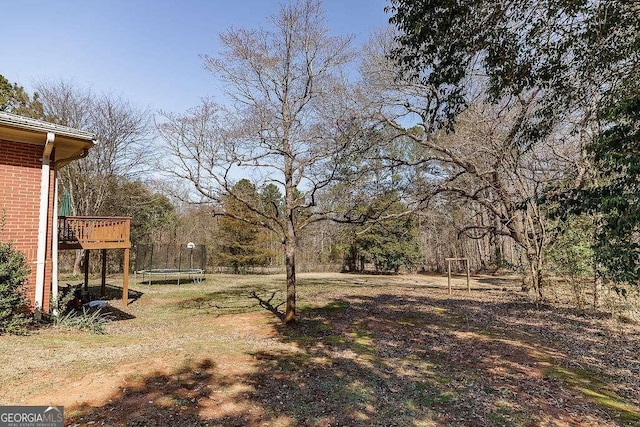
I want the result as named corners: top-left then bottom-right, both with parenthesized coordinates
top-left (0, 241), bottom-right (31, 335)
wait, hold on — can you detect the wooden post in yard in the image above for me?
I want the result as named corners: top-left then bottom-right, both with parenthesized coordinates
top-left (83, 249), bottom-right (90, 291)
top-left (446, 257), bottom-right (470, 294)
top-left (101, 249), bottom-right (107, 297)
top-left (122, 248), bottom-right (129, 306)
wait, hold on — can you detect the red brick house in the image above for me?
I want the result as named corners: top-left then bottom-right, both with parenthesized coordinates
top-left (0, 112), bottom-right (96, 313)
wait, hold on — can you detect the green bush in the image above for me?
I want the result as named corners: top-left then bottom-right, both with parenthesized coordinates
top-left (0, 241), bottom-right (31, 335)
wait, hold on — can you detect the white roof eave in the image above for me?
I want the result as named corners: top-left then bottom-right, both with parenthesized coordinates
top-left (0, 111), bottom-right (96, 142)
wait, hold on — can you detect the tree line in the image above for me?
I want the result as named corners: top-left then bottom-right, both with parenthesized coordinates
top-left (1, 0), bottom-right (638, 323)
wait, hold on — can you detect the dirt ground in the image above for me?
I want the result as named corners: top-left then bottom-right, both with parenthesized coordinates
top-left (1, 272), bottom-right (639, 426)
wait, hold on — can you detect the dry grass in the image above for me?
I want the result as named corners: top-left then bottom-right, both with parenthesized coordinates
top-left (1, 272), bottom-right (639, 426)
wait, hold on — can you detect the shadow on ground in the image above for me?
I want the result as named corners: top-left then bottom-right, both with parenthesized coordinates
top-left (98, 304), bottom-right (136, 321)
top-left (66, 291), bottom-right (640, 426)
top-left (67, 359), bottom-right (219, 426)
top-left (61, 283), bottom-right (144, 305)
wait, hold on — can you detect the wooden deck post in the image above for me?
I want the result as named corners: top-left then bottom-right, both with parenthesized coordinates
top-left (58, 216), bottom-right (132, 307)
top-left (83, 249), bottom-right (90, 291)
top-left (122, 248), bottom-right (129, 306)
top-left (101, 249), bottom-right (107, 297)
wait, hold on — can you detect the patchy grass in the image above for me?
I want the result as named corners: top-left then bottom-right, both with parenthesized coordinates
top-left (1, 272), bottom-right (640, 426)
top-left (545, 365), bottom-right (640, 424)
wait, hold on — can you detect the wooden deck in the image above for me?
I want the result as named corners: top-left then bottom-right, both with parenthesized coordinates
top-left (58, 216), bottom-right (131, 250)
top-left (58, 216), bottom-right (131, 305)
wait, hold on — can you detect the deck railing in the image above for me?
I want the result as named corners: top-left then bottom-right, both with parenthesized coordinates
top-left (58, 216), bottom-right (131, 250)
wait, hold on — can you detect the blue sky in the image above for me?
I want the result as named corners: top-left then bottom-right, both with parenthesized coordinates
top-left (1, 0), bottom-right (391, 114)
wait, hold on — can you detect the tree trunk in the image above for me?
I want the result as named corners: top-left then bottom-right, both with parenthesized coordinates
top-left (593, 270), bottom-right (601, 310)
top-left (536, 264), bottom-right (544, 301)
top-left (525, 249), bottom-right (545, 301)
top-left (283, 147), bottom-right (297, 324)
top-left (284, 238), bottom-right (296, 324)
top-left (73, 249), bottom-right (83, 276)
top-left (347, 244), bottom-right (357, 272)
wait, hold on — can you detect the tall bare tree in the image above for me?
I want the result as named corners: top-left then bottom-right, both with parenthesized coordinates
top-left (158, 0), bottom-right (364, 323)
top-left (36, 80), bottom-right (151, 273)
top-left (37, 81), bottom-right (151, 215)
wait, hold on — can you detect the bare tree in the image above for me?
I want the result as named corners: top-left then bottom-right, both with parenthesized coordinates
top-left (157, 0), bottom-right (364, 323)
top-left (360, 28), bottom-right (589, 299)
top-left (36, 80), bottom-right (152, 273)
top-left (37, 80), bottom-right (151, 214)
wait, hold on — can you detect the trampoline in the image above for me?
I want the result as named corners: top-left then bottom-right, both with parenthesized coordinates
top-left (134, 243), bottom-right (207, 285)
top-left (134, 268), bottom-right (205, 285)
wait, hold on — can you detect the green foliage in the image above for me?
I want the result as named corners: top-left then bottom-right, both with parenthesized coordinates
top-left (0, 74), bottom-right (43, 118)
top-left (387, 0), bottom-right (638, 137)
top-left (344, 194), bottom-right (422, 273)
top-left (100, 179), bottom-right (177, 245)
top-left (51, 285), bottom-right (78, 316)
top-left (546, 215), bottom-right (594, 280)
top-left (217, 180), bottom-right (276, 273)
top-left (260, 183), bottom-right (284, 219)
top-left (259, 183), bottom-right (286, 251)
top-left (54, 307), bottom-right (111, 334)
top-left (573, 96), bottom-right (640, 285)
top-left (0, 241), bottom-right (31, 335)
top-left (546, 215), bottom-right (595, 307)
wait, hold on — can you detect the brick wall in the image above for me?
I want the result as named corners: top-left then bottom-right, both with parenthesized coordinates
top-left (0, 139), bottom-right (55, 312)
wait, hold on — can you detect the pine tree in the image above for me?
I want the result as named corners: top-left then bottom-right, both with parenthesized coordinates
top-left (346, 193), bottom-right (422, 273)
top-left (217, 180), bottom-right (275, 273)
top-left (0, 74), bottom-right (43, 118)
